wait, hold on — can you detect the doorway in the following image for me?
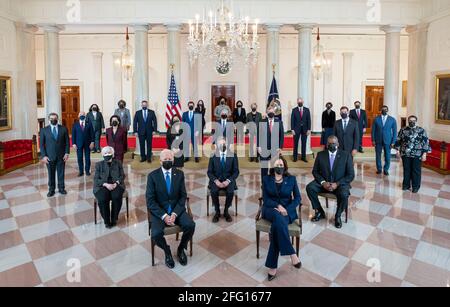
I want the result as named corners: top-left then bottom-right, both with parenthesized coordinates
top-left (211, 85), bottom-right (236, 122)
top-left (365, 85), bottom-right (384, 133)
top-left (61, 86), bottom-right (80, 135)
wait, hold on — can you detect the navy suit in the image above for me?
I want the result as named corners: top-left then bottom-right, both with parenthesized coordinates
top-left (182, 110), bottom-right (200, 158)
top-left (262, 175), bottom-right (301, 269)
top-left (207, 153), bottom-right (240, 213)
top-left (371, 115), bottom-right (397, 172)
top-left (133, 109), bottom-right (158, 160)
top-left (349, 108), bottom-right (367, 151)
top-left (333, 119), bottom-right (360, 154)
top-left (291, 107), bottom-right (311, 159)
top-left (258, 118), bottom-right (284, 179)
top-left (72, 121), bottom-right (94, 174)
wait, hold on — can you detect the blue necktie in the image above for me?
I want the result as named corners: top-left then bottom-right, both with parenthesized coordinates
top-left (52, 127), bottom-right (58, 140)
top-left (221, 155), bottom-right (226, 169)
top-left (330, 154), bottom-right (335, 170)
top-left (144, 111), bottom-right (148, 122)
top-left (165, 172), bottom-right (172, 214)
top-left (189, 112), bottom-right (193, 121)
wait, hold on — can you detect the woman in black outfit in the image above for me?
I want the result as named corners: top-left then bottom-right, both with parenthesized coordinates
top-left (166, 115), bottom-right (185, 168)
top-left (195, 100), bottom-right (206, 146)
top-left (321, 102), bottom-right (336, 147)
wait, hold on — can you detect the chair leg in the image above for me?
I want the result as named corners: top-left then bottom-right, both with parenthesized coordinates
top-left (176, 233), bottom-right (179, 241)
top-left (189, 239), bottom-right (193, 257)
top-left (206, 195), bottom-right (210, 216)
top-left (291, 236), bottom-right (294, 245)
top-left (345, 208), bottom-right (348, 223)
top-left (126, 196), bottom-right (129, 220)
top-left (326, 198), bottom-right (329, 209)
top-left (151, 239), bottom-right (156, 266)
top-left (295, 237), bottom-right (300, 257)
top-left (256, 231), bottom-right (260, 259)
top-left (235, 195), bottom-right (238, 216)
top-left (94, 201), bottom-right (97, 224)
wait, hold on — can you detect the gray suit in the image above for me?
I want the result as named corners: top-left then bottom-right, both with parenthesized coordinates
top-left (93, 160), bottom-right (125, 195)
top-left (114, 108), bottom-right (132, 131)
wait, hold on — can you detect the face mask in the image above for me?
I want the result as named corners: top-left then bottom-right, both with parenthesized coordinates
top-left (381, 110), bottom-right (388, 116)
top-left (119, 104), bottom-right (125, 109)
top-left (268, 113), bottom-right (275, 119)
top-left (92, 107), bottom-right (98, 112)
top-left (326, 105), bottom-right (332, 110)
top-left (79, 116), bottom-right (86, 121)
top-left (298, 103), bottom-right (304, 108)
top-left (408, 121), bottom-right (416, 128)
top-left (142, 106), bottom-right (147, 110)
top-left (112, 121), bottom-right (119, 127)
top-left (327, 144), bottom-right (338, 153)
top-left (162, 160), bottom-right (173, 170)
top-left (189, 105), bottom-right (194, 111)
top-left (221, 101), bottom-right (225, 105)
top-left (274, 167), bottom-right (284, 175)
top-left (104, 155), bottom-right (113, 162)
top-left (220, 145), bottom-right (227, 153)
top-left (173, 120), bottom-right (180, 124)
top-left (355, 105), bottom-right (361, 109)
top-left (252, 108), bottom-right (257, 112)
top-left (341, 113), bottom-right (348, 119)
top-left (237, 105), bottom-right (242, 108)
top-left (221, 114), bottom-right (228, 119)
top-left (50, 119), bottom-right (58, 126)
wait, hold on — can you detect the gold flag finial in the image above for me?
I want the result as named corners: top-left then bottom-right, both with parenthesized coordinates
top-left (170, 64), bottom-right (175, 72)
top-left (272, 63), bottom-right (276, 75)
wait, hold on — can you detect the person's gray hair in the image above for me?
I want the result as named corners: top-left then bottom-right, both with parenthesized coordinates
top-left (101, 146), bottom-right (115, 157)
top-left (327, 135), bottom-right (339, 144)
top-left (159, 149), bottom-right (174, 161)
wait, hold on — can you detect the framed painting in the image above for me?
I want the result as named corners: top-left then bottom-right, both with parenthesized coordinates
top-left (436, 74), bottom-right (450, 124)
top-left (37, 80), bottom-right (44, 108)
top-left (402, 80), bottom-right (407, 108)
top-left (0, 76), bottom-right (12, 131)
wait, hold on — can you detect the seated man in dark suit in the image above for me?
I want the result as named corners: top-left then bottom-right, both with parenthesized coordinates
top-left (207, 137), bottom-right (240, 223)
top-left (146, 149), bottom-right (195, 269)
top-left (306, 135), bottom-right (355, 229)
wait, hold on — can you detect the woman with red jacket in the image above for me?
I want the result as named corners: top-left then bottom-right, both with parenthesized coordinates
top-left (105, 115), bottom-right (128, 163)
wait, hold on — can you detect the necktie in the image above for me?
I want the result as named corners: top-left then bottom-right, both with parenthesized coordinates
top-left (357, 110), bottom-right (360, 119)
top-left (143, 110), bottom-right (147, 122)
top-left (382, 116), bottom-right (386, 126)
top-left (189, 112), bottom-right (193, 121)
top-left (52, 127), bottom-right (57, 140)
top-left (222, 120), bottom-right (226, 130)
top-left (221, 155), bottom-right (226, 169)
top-left (165, 172), bottom-right (172, 214)
top-left (300, 108), bottom-right (303, 120)
top-left (330, 154), bottom-right (335, 170)
top-left (343, 120), bottom-right (348, 131)
top-left (81, 122), bottom-right (84, 131)
top-left (269, 120), bottom-right (273, 133)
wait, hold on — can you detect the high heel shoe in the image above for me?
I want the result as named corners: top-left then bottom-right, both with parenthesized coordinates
top-left (293, 261), bottom-right (302, 269)
top-left (267, 273), bottom-right (277, 281)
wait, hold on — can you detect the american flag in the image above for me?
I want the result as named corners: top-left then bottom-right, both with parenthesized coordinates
top-left (165, 72), bottom-right (181, 128)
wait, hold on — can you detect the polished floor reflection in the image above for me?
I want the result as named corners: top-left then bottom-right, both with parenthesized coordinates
top-left (0, 157), bottom-right (449, 287)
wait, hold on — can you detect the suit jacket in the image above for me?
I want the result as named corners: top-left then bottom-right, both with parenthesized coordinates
top-left (246, 112), bottom-right (263, 125)
top-left (333, 119), bottom-right (360, 152)
top-left (257, 118), bottom-right (284, 150)
top-left (39, 125), bottom-right (70, 161)
top-left (133, 109), bottom-right (158, 136)
top-left (93, 160), bottom-right (125, 195)
top-left (114, 108), bottom-right (132, 130)
top-left (182, 111), bottom-right (197, 137)
top-left (262, 175), bottom-right (301, 223)
top-left (212, 119), bottom-right (233, 140)
top-left (105, 127), bottom-right (128, 157)
top-left (291, 107), bottom-right (311, 134)
top-left (146, 168), bottom-right (187, 220)
top-left (233, 108), bottom-right (247, 124)
top-left (86, 111), bottom-right (105, 131)
top-left (72, 121), bottom-right (94, 148)
top-left (322, 110), bottom-right (336, 129)
top-left (312, 150), bottom-right (355, 188)
top-left (371, 115), bottom-right (397, 146)
top-left (207, 153), bottom-right (240, 189)
top-left (349, 109), bottom-right (368, 132)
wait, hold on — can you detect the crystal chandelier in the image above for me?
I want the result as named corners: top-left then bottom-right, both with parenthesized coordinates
top-left (121, 27), bottom-right (134, 81)
top-left (312, 27), bottom-right (331, 80)
top-left (187, 0), bottom-right (260, 73)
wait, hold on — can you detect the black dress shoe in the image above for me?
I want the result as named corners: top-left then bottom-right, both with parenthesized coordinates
top-left (402, 187), bottom-right (410, 191)
top-left (293, 261), bottom-right (302, 269)
top-left (86, 172), bottom-right (91, 176)
top-left (268, 273), bottom-right (277, 281)
top-left (384, 170), bottom-right (389, 176)
top-left (184, 158), bottom-right (190, 162)
top-left (47, 191), bottom-right (55, 197)
top-left (177, 248), bottom-right (188, 266)
top-left (412, 189), bottom-right (419, 194)
top-left (255, 157), bottom-right (260, 163)
top-left (147, 158), bottom-right (152, 163)
top-left (78, 173), bottom-right (84, 177)
top-left (301, 158), bottom-right (308, 163)
top-left (165, 249), bottom-right (175, 269)
top-left (376, 170), bottom-right (382, 174)
top-left (105, 223), bottom-right (112, 229)
top-left (195, 158), bottom-right (200, 163)
top-left (224, 212), bottom-right (233, 223)
top-left (250, 157), bottom-right (255, 162)
top-left (140, 159), bottom-right (146, 163)
top-left (293, 157), bottom-right (298, 162)
top-left (359, 149), bottom-right (364, 153)
top-left (212, 213), bottom-right (221, 223)
top-left (59, 189), bottom-right (67, 195)
top-left (311, 210), bottom-right (326, 222)
top-left (335, 215), bottom-right (342, 229)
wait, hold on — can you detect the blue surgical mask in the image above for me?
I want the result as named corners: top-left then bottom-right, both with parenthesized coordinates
top-left (80, 116), bottom-right (86, 121)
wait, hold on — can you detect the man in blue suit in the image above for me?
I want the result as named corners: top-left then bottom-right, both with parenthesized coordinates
top-left (72, 111), bottom-right (95, 176)
top-left (291, 97), bottom-right (311, 162)
top-left (133, 100), bottom-right (158, 163)
top-left (371, 105), bottom-right (397, 175)
top-left (182, 101), bottom-right (200, 163)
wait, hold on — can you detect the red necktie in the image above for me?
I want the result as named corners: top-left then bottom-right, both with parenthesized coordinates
top-left (300, 108), bottom-right (303, 119)
top-left (357, 110), bottom-right (360, 119)
top-left (81, 122), bottom-right (84, 131)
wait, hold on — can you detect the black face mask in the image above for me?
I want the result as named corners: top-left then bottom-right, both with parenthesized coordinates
top-left (326, 105), bottom-right (332, 110)
top-left (50, 119), bottom-right (58, 126)
top-left (112, 121), bottom-right (119, 127)
top-left (237, 105), bottom-right (242, 108)
top-left (381, 110), bottom-right (388, 116)
top-left (274, 167), bottom-right (284, 175)
top-left (220, 145), bottom-right (227, 153)
top-left (341, 113), bottom-right (348, 119)
top-left (221, 115), bottom-right (228, 119)
top-left (189, 105), bottom-right (194, 111)
top-left (104, 155), bottom-right (113, 162)
top-left (252, 108), bottom-right (257, 112)
top-left (92, 108), bottom-right (98, 112)
top-left (327, 144), bottom-right (338, 153)
top-left (408, 121), bottom-right (416, 128)
top-left (355, 105), bottom-right (361, 109)
top-left (268, 113), bottom-right (275, 119)
top-left (162, 161), bottom-right (173, 170)
top-left (142, 106), bottom-right (148, 110)
top-left (220, 101), bottom-right (225, 105)
top-left (298, 103), bottom-right (304, 108)
top-left (119, 104), bottom-right (125, 109)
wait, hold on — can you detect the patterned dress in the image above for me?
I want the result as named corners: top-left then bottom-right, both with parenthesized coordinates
top-left (396, 126), bottom-right (431, 158)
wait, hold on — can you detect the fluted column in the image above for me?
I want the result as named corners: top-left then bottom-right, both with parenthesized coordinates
top-left (133, 24), bottom-right (150, 110)
top-left (342, 52), bottom-right (353, 107)
top-left (112, 52), bottom-right (123, 104)
top-left (91, 52), bottom-right (103, 109)
top-left (42, 25), bottom-right (63, 118)
top-left (381, 25), bottom-right (404, 122)
top-left (166, 24), bottom-right (181, 91)
top-left (266, 24), bottom-right (282, 96)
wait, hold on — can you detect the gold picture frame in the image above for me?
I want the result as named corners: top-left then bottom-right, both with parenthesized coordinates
top-left (0, 76), bottom-right (12, 131)
top-left (402, 80), bottom-right (407, 108)
top-left (435, 74), bottom-right (450, 125)
top-left (37, 80), bottom-right (44, 108)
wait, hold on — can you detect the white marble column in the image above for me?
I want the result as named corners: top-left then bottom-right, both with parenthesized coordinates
top-left (15, 22), bottom-right (38, 139)
top-left (91, 52), bottom-right (103, 109)
top-left (296, 24), bottom-right (314, 154)
top-left (112, 52), bottom-right (123, 104)
top-left (266, 24), bottom-right (281, 95)
top-left (42, 25), bottom-right (63, 118)
top-left (166, 24), bottom-right (181, 93)
top-left (381, 25), bottom-right (404, 122)
top-left (406, 24), bottom-right (428, 120)
top-left (323, 52), bottom-right (334, 103)
top-left (342, 52), bottom-right (353, 107)
top-left (133, 24), bottom-right (150, 110)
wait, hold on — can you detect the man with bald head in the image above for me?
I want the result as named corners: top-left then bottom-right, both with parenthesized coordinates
top-left (146, 149), bottom-right (195, 269)
top-left (72, 111), bottom-right (95, 176)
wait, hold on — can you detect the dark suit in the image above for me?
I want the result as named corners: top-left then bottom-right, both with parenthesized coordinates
top-left (333, 119), bottom-right (360, 154)
top-left (93, 160), bottom-right (125, 224)
top-left (72, 121), bottom-right (94, 174)
top-left (306, 150), bottom-right (355, 216)
top-left (321, 110), bottom-right (336, 145)
top-left (146, 168), bottom-right (195, 252)
top-left (233, 108), bottom-right (247, 124)
top-left (106, 127), bottom-right (128, 162)
top-left (262, 175), bottom-right (301, 269)
top-left (86, 111), bottom-right (105, 152)
top-left (233, 108), bottom-right (247, 145)
top-left (246, 112), bottom-right (263, 158)
top-left (194, 107), bottom-right (206, 144)
top-left (39, 125), bottom-right (70, 192)
top-left (212, 119), bottom-right (234, 144)
top-left (207, 153), bottom-right (240, 213)
top-left (166, 126), bottom-right (185, 168)
top-left (258, 118), bottom-right (284, 179)
top-left (371, 115), bottom-right (397, 172)
top-left (182, 111), bottom-right (200, 158)
top-left (133, 109), bottom-right (158, 160)
top-left (349, 109), bottom-right (367, 151)
top-left (291, 107), bottom-right (311, 159)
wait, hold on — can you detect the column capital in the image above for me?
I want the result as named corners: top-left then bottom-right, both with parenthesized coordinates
top-left (265, 24), bottom-right (283, 32)
top-left (165, 24), bottom-right (182, 32)
top-left (342, 52), bottom-right (354, 58)
top-left (91, 52), bottom-right (104, 58)
top-left (295, 23), bottom-right (315, 32)
top-left (380, 25), bottom-right (404, 34)
top-left (39, 24), bottom-right (65, 33)
top-left (133, 24), bottom-right (150, 32)
top-left (406, 23), bottom-right (429, 34)
top-left (15, 22), bottom-right (39, 33)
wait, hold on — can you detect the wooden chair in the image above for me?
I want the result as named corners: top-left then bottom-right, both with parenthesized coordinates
top-left (94, 190), bottom-right (129, 224)
top-left (318, 192), bottom-right (348, 223)
top-left (255, 198), bottom-right (302, 259)
top-left (206, 187), bottom-right (238, 216)
top-left (147, 197), bottom-right (193, 266)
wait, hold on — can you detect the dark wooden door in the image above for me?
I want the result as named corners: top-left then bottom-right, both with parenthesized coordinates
top-left (365, 86), bottom-right (384, 133)
top-left (61, 86), bottom-right (80, 135)
top-left (211, 85), bottom-right (236, 122)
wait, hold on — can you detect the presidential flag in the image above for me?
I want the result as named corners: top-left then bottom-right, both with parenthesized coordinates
top-left (165, 72), bottom-right (182, 128)
top-left (267, 75), bottom-right (279, 107)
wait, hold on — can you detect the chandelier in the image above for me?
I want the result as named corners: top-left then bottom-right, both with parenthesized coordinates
top-left (187, 0), bottom-right (260, 74)
top-left (121, 27), bottom-right (134, 81)
top-left (311, 27), bottom-right (331, 80)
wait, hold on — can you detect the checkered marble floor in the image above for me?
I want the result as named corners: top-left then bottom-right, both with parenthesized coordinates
top-left (1, 157), bottom-right (450, 287)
